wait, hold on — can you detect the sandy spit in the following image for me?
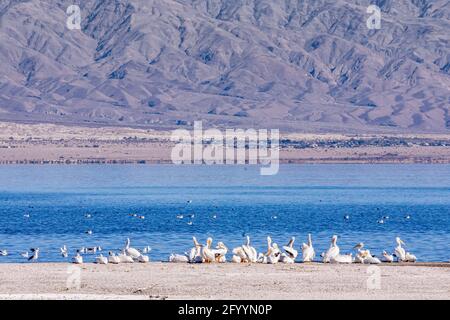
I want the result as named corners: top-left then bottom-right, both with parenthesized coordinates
top-left (0, 262), bottom-right (449, 300)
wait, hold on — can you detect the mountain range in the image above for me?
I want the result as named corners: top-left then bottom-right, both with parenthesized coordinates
top-left (0, 0), bottom-right (449, 133)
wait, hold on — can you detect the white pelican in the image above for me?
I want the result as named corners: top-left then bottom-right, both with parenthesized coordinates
top-left (231, 255), bottom-right (242, 263)
top-left (189, 237), bottom-right (203, 263)
top-left (108, 251), bottom-right (120, 264)
top-left (86, 230), bottom-right (93, 235)
top-left (322, 235), bottom-right (339, 263)
top-left (118, 250), bottom-right (134, 263)
top-left (257, 252), bottom-right (267, 264)
top-left (213, 242), bottom-right (228, 263)
top-left (394, 237), bottom-right (407, 262)
top-left (0, 250), bottom-right (8, 256)
top-left (381, 250), bottom-right (394, 263)
top-left (364, 254), bottom-right (382, 264)
top-left (124, 238), bottom-right (141, 259)
top-left (283, 237), bottom-right (298, 259)
top-left (281, 237), bottom-right (297, 263)
top-left (95, 254), bottom-right (108, 264)
top-left (169, 253), bottom-right (189, 263)
top-left (28, 248), bottom-right (39, 262)
top-left (72, 250), bottom-right (83, 264)
top-left (60, 245), bottom-right (68, 258)
top-left (302, 234), bottom-right (315, 262)
top-left (202, 237), bottom-right (216, 263)
top-left (232, 247), bottom-right (247, 263)
top-left (405, 252), bottom-right (417, 262)
top-left (353, 242), bottom-right (371, 263)
top-left (136, 254), bottom-right (149, 263)
top-left (21, 251), bottom-right (29, 259)
top-left (241, 236), bottom-right (258, 263)
top-left (142, 246), bottom-right (152, 254)
top-left (330, 253), bottom-right (353, 264)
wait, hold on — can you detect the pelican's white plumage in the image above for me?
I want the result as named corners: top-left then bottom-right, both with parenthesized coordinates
top-left (72, 251), bottom-right (83, 264)
top-left (95, 254), bottom-right (108, 264)
top-left (282, 237), bottom-right (298, 261)
top-left (213, 242), bottom-right (228, 263)
top-left (231, 254), bottom-right (242, 263)
top-left (118, 250), bottom-right (134, 263)
top-left (124, 238), bottom-right (141, 259)
top-left (323, 235), bottom-right (339, 263)
top-left (188, 237), bottom-right (203, 263)
top-left (108, 251), bottom-right (120, 264)
top-left (136, 254), bottom-right (149, 263)
top-left (266, 237), bottom-right (281, 264)
top-left (60, 245), bottom-right (68, 258)
top-left (302, 234), bottom-right (315, 262)
top-left (169, 253), bottom-right (189, 263)
top-left (405, 252), bottom-right (417, 262)
top-left (242, 236), bottom-right (258, 263)
top-left (202, 237), bottom-right (216, 263)
top-left (381, 250), bottom-right (394, 263)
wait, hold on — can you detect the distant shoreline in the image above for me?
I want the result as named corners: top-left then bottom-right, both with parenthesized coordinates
top-left (1, 121), bottom-right (450, 165)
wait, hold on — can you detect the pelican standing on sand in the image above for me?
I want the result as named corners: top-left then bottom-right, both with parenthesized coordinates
top-left (60, 245), bottom-right (68, 258)
top-left (95, 254), bottom-right (108, 264)
top-left (169, 253), bottom-right (190, 263)
top-left (330, 253), bottom-right (353, 264)
top-left (108, 251), bottom-right (120, 264)
top-left (263, 236), bottom-right (281, 264)
top-left (302, 234), bottom-right (315, 262)
top-left (381, 250), bottom-right (394, 263)
top-left (72, 250), bottom-right (83, 264)
top-left (394, 237), bottom-right (407, 262)
top-left (28, 248), bottom-right (39, 262)
top-left (281, 237), bottom-right (297, 263)
top-left (322, 235), bottom-right (339, 263)
top-left (118, 250), bottom-right (134, 263)
top-left (124, 238), bottom-right (141, 260)
top-left (242, 236), bottom-right (258, 263)
top-left (405, 252), bottom-right (417, 262)
top-left (202, 238), bottom-right (216, 263)
top-left (189, 237), bottom-right (203, 263)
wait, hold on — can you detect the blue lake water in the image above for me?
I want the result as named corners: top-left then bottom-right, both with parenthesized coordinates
top-left (0, 164), bottom-right (449, 262)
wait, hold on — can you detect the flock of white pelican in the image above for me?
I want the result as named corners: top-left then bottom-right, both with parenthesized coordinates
top-left (0, 235), bottom-right (417, 265)
top-left (168, 235), bottom-right (417, 264)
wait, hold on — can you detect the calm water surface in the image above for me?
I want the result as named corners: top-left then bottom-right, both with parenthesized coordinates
top-left (0, 164), bottom-right (449, 262)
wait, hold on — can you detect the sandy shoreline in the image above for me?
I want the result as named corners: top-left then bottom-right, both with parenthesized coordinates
top-left (0, 262), bottom-right (449, 300)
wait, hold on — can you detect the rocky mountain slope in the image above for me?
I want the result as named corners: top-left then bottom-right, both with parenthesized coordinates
top-left (0, 0), bottom-right (449, 133)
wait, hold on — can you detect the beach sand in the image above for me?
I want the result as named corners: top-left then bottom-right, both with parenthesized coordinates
top-left (0, 262), bottom-right (449, 300)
